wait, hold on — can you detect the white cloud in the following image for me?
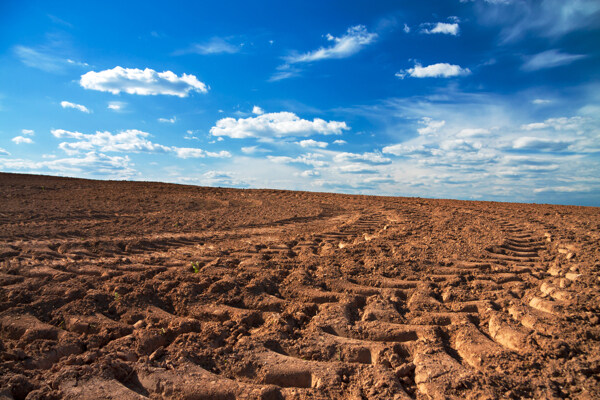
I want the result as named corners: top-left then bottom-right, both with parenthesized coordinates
top-left (333, 152), bottom-right (391, 164)
top-left (252, 106), bottom-right (264, 115)
top-left (0, 151), bottom-right (135, 178)
top-left (241, 146), bottom-right (271, 155)
top-left (533, 186), bottom-right (591, 194)
top-left (210, 111), bottom-right (349, 139)
top-left (298, 139), bottom-right (328, 148)
top-left (403, 24), bottom-right (411, 33)
top-left (172, 148), bottom-right (231, 159)
top-left (51, 129), bottom-right (85, 139)
top-left (520, 117), bottom-right (586, 131)
top-left (61, 101), bottom-right (90, 113)
top-left (267, 153), bottom-right (328, 167)
top-left (183, 37), bottom-right (240, 55)
top-left (158, 117), bottom-right (176, 123)
top-left (333, 140), bottom-right (347, 145)
top-left (512, 137), bottom-right (573, 151)
top-left (21, 129), bottom-right (35, 135)
top-left (12, 136), bottom-right (34, 144)
top-left (108, 101), bottom-right (126, 111)
top-left (522, 49), bottom-right (587, 71)
top-left (0, 148), bottom-right (10, 156)
top-left (80, 67), bottom-right (208, 97)
top-left (284, 25), bottom-right (377, 64)
top-left (456, 128), bottom-right (491, 137)
top-left (184, 130), bottom-right (200, 140)
top-left (51, 128), bottom-right (229, 159)
top-left (13, 45), bottom-right (88, 73)
top-left (474, 0), bottom-right (600, 42)
top-left (300, 170), bottom-right (320, 177)
top-left (532, 99), bottom-right (552, 105)
top-left (421, 23), bottom-right (460, 35)
top-left (418, 117), bottom-right (446, 135)
top-left (53, 129), bottom-right (170, 155)
top-left (396, 63), bottom-right (471, 79)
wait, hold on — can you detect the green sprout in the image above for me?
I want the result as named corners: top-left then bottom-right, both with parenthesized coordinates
top-left (113, 291), bottom-right (120, 302)
top-left (190, 261), bottom-right (200, 273)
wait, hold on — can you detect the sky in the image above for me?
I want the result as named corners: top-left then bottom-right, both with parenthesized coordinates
top-left (1, 0), bottom-right (599, 206)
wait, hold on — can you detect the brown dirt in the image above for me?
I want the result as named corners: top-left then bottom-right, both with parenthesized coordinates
top-left (1, 172), bottom-right (599, 400)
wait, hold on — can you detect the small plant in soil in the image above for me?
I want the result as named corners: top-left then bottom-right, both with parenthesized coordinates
top-left (190, 261), bottom-right (200, 273)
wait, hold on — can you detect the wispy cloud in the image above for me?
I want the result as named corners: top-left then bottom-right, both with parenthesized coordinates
top-left (61, 101), bottom-right (90, 113)
top-left (284, 25), bottom-right (377, 64)
top-left (80, 67), bottom-right (208, 97)
top-left (472, 0), bottom-right (600, 42)
top-left (522, 49), bottom-right (587, 71)
top-left (0, 148), bottom-right (10, 156)
top-left (14, 45), bottom-right (88, 73)
top-left (210, 111), bottom-right (349, 139)
top-left (21, 129), bottom-right (35, 136)
top-left (178, 37), bottom-right (240, 55)
top-left (396, 63), bottom-right (471, 79)
top-left (158, 117), bottom-right (176, 123)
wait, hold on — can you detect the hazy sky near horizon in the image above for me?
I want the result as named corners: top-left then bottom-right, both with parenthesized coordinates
top-left (1, 0), bottom-right (599, 205)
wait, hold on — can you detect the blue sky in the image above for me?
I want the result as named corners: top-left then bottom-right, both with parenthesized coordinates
top-left (1, 0), bottom-right (599, 206)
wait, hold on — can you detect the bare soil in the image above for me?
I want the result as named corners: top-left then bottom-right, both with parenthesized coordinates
top-left (1, 172), bottom-right (599, 399)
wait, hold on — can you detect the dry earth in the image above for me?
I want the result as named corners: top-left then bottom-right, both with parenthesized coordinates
top-left (1, 173), bottom-right (599, 400)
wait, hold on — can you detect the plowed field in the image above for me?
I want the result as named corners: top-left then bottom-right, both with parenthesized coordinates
top-left (1, 173), bottom-right (599, 399)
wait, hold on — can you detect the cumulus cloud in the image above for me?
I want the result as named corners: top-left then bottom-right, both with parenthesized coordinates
top-left (210, 111), bottom-right (349, 139)
top-left (53, 129), bottom-right (170, 154)
top-left (51, 128), bottom-right (229, 159)
top-left (252, 106), bottom-right (264, 115)
top-left (21, 129), bottom-right (35, 135)
top-left (284, 25), bottom-right (377, 64)
top-left (298, 139), bottom-right (328, 148)
top-left (333, 140), bottom-right (347, 145)
top-left (421, 22), bottom-right (460, 35)
top-left (522, 49), bottom-right (587, 71)
top-left (396, 63), bottom-right (471, 79)
top-left (12, 136), bottom-right (34, 144)
top-left (61, 101), bottom-right (90, 113)
top-left (158, 117), bottom-right (176, 123)
top-left (80, 67), bottom-right (208, 97)
top-left (0, 148), bottom-right (10, 156)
